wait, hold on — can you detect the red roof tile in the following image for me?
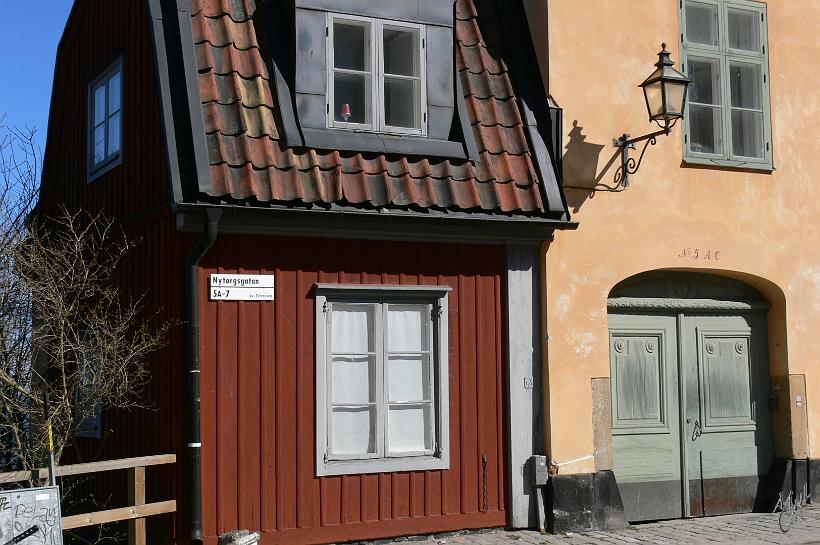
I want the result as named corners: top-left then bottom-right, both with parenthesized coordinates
top-left (190, 0), bottom-right (557, 216)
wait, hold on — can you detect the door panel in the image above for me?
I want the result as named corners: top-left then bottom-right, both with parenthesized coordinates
top-left (683, 314), bottom-right (773, 517)
top-left (609, 314), bottom-right (683, 522)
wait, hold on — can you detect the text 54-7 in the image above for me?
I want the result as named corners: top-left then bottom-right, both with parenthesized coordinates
top-left (678, 248), bottom-right (720, 261)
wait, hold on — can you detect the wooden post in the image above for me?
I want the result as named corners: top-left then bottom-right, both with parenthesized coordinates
top-left (128, 466), bottom-right (146, 545)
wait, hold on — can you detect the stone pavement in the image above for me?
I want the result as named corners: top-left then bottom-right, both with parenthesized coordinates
top-left (384, 506), bottom-right (820, 545)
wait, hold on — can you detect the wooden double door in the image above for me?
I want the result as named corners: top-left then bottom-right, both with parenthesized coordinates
top-left (609, 311), bottom-right (773, 522)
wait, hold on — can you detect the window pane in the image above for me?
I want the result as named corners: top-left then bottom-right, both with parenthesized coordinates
top-left (689, 105), bottom-right (723, 155)
top-left (331, 305), bottom-right (374, 353)
top-left (107, 112), bottom-right (121, 156)
top-left (332, 355), bottom-right (375, 404)
top-left (108, 71), bottom-right (121, 114)
top-left (728, 8), bottom-right (760, 52)
top-left (687, 58), bottom-right (720, 105)
top-left (387, 305), bottom-right (427, 352)
top-left (383, 27), bottom-right (419, 77)
top-left (729, 62), bottom-right (761, 110)
top-left (732, 110), bottom-right (764, 158)
top-left (388, 355), bottom-right (429, 402)
top-left (334, 73), bottom-right (371, 124)
top-left (93, 125), bottom-right (106, 165)
top-left (388, 404), bottom-right (431, 453)
top-left (94, 85), bottom-right (106, 125)
top-left (685, 2), bottom-right (718, 47)
top-left (332, 407), bottom-right (376, 455)
top-left (384, 77), bottom-right (420, 129)
top-left (334, 21), bottom-right (369, 72)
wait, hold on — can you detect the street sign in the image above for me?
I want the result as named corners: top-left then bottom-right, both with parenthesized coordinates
top-left (209, 274), bottom-right (276, 301)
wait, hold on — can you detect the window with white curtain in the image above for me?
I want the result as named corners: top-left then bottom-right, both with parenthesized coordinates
top-left (88, 58), bottom-right (123, 180)
top-left (315, 285), bottom-right (449, 476)
top-left (679, 0), bottom-right (772, 169)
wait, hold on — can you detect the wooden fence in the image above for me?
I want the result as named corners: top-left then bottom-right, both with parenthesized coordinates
top-left (0, 454), bottom-right (176, 545)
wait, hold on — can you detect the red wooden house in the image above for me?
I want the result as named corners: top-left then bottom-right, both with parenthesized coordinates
top-left (37, 0), bottom-right (571, 543)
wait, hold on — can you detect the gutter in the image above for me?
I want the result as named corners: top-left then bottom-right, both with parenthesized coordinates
top-left (185, 208), bottom-right (222, 545)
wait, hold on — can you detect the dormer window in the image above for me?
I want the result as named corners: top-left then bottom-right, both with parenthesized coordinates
top-left (328, 14), bottom-right (427, 136)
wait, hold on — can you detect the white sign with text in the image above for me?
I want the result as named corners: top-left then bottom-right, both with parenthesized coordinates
top-left (210, 274), bottom-right (275, 301)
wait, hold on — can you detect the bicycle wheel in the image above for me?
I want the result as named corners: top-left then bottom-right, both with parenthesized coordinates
top-left (779, 508), bottom-right (796, 533)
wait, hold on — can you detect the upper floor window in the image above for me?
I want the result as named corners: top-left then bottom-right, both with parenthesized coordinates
top-left (679, 0), bottom-right (772, 169)
top-left (327, 14), bottom-right (427, 136)
top-left (88, 59), bottom-right (123, 180)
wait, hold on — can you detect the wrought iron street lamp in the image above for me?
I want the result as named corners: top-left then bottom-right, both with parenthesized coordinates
top-left (614, 43), bottom-right (691, 187)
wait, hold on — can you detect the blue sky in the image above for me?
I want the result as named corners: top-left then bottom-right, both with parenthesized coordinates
top-left (0, 2), bottom-right (74, 154)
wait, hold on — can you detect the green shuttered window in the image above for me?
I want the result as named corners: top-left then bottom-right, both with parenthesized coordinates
top-left (679, 0), bottom-right (772, 169)
top-left (315, 286), bottom-right (450, 476)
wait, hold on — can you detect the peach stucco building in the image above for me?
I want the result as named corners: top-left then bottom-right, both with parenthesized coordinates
top-left (531, 0), bottom-right (820, 532)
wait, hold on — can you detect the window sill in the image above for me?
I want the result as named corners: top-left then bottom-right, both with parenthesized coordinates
top-left (317, 454), bottom-right (450, 476)
top-left (88, 154), bottom-right (123, 183)
top-left (681, 155), bottom-right (774, 174)
top-left (302, 128), bottom-right (470, 160)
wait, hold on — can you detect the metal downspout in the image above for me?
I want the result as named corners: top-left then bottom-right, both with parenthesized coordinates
top-left (186, 208), bottom-right (222, 545)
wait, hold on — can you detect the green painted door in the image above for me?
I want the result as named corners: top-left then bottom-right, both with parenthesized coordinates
top-left (610, 312), bottom-right (773, 522)
top-left (609, 314), bottom-right (683, 521)
top-left (682, 314), bottom-right (773, 517)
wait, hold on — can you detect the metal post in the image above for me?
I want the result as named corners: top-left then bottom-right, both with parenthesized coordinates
top-left (42, 389), bottom-right (56, 487)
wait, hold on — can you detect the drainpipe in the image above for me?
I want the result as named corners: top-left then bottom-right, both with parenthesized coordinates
top-left (186, 208), bottom-right (222, 545)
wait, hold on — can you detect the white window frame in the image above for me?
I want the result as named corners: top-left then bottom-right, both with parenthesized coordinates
top-left (679, 0), bottom-right (772, 170)
top-left (315, 284), bottom-right (449, 476)
top-left (326, 13), bottom-right (428, 137)
top-left (87, 58), bottom-right (124, 182)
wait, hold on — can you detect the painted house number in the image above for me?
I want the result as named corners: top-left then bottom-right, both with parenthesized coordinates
top-left (678, 248), bottom-right (720, 261)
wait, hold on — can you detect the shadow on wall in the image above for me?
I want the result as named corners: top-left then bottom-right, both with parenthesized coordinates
top-left (561, 120), bottom-right (629, 213)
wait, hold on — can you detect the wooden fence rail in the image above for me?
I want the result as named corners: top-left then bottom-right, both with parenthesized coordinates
top-left (0, 454), bottom-right (177, 545)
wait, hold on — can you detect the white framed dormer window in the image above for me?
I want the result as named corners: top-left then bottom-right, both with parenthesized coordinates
top-left (679, 0), bottom-right (772, 170)
top-left (315, 285), bottom-right (449, 476)
top-left (327, 14), bottom-right (428, 136)
top-left (88, 58), bottom-right (123, 181)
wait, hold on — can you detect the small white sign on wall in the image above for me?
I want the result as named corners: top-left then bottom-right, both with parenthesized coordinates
top-left (210, 274), bottom-right (276, 301)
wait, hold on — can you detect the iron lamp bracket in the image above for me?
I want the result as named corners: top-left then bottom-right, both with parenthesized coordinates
top-left (613, 121), bottom-right (676, 188)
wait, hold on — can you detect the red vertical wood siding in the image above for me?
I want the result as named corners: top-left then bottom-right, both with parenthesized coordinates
top-left (200, 236), bottom-right (508, 545)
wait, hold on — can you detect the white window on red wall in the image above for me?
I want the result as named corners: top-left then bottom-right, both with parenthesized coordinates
top-left (315, 285), bottom-right (449, 476)
top-left (88, 58), bottom-right (123, 181)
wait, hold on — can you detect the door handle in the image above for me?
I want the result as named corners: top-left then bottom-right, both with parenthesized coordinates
top-left (691, 419), bottom-right (702, 441)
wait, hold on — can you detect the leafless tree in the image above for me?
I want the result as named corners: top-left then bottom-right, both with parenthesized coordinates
top-left (0, 117), bottom-right (172, 476)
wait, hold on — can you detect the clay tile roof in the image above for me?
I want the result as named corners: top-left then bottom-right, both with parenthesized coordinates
top-left (190, 0), bottom-right (565, 218)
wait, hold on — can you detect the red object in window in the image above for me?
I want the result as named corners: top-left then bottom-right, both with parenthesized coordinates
top-left (340, 103), bottom-right (352, 122)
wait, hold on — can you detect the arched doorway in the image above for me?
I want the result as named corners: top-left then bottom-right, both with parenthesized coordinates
top-left (607, 272), bottom-right (774, 522)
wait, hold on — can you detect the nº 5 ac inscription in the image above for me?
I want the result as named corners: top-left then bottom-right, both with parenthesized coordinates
top-left (678, 248), bottom-right (720, 260)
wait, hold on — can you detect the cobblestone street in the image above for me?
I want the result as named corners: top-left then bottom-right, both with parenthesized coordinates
top-left (384, 507), bottom-right (820, 545)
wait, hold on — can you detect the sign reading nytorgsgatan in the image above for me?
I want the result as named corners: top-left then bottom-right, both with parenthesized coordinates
top-left (209, 274), bottom-right (276, 301)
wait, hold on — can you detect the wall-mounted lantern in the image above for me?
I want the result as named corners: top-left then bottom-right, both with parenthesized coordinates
top-left (614, 43), bottom-right (691, 187)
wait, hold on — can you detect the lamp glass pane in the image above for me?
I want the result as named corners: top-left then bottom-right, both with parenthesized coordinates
top-left (728, 8), bottom-right (760, 52)
top-left (334, 21), bottom-right (370, 71)
top-left (664, 81), bottom-right (687, 116)
top-left (643, 81), bottom-right (664, 118)
top-left (686, 1), bottom-right (719, 46)
top-left (688, 105), bottom-right (723, 155)
top-left (687, 57), bottom-right (721, 106)
top-left (383, 27), bottom-right (419, 77)
top-left (732, 110), bottom-right (764, 158)
top-left (729, 62), bottom-right (762, 110)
